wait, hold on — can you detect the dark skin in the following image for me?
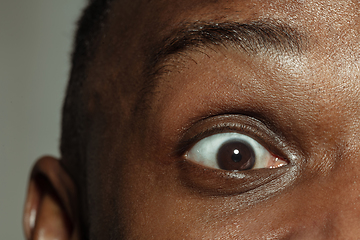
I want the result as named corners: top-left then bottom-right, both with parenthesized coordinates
top-left (24, 0), bottom-right (360, 239)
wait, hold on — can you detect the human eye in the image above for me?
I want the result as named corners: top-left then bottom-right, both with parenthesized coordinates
top-left (185, 132), bottom-right (287, 171)
top-left (175, 114), bottom-right (300, 197)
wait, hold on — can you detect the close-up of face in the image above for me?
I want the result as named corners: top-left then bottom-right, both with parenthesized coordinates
top-left (23, 0), bottom-right (360, 239)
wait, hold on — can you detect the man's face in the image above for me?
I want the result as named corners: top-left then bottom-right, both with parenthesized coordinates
top-left (84, 0), bottom-right (360, 238)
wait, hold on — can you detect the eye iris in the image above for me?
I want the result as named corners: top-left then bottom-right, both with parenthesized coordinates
top-left (216, 141), bottom-right (255, 171)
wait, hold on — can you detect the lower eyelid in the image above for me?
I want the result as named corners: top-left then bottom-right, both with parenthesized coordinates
top-left (177, 159), bottom-right (294, 197)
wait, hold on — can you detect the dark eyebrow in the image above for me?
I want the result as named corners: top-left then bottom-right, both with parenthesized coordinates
top-left (135, 19), bottom-right (307, 117)
top-left (145, 19), bottom-right (307, 77)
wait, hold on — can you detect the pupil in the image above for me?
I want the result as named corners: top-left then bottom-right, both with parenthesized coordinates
top-left (217, 140), bottom-right (255, 171)
top-left (231, 149), bottom-right (242, 162)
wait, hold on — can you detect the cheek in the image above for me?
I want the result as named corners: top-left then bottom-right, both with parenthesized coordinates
top-left (112, 153), bottom-right (328, 239)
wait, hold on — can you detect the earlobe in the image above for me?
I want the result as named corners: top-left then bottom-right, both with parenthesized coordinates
top-left (23, 157), bottom-right (80, 240)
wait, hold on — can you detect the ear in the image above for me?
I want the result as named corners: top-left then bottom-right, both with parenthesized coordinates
top-left (23, 156), bottom-right (81, 240)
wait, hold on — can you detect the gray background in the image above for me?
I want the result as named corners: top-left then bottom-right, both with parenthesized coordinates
top-left (0, 1), bottom-right (86, 238)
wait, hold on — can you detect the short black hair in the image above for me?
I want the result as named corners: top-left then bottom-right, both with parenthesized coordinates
top-left (60, 0), bottom-right (114, 237)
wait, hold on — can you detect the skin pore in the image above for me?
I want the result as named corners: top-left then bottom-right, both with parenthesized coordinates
top-left (24, 0), bottom-right (360, 239)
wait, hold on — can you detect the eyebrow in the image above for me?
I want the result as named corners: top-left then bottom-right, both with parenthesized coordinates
top-left (145, 19), bottom-right (307, 77)
top-left (135, 19), bottom-right (307, 117)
